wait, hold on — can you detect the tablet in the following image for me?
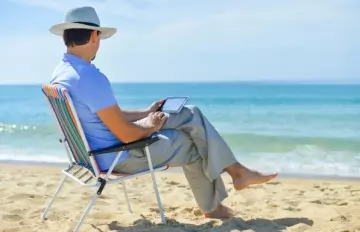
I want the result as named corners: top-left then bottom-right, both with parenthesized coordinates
top-left (160, 97), bottom-right (188, 113)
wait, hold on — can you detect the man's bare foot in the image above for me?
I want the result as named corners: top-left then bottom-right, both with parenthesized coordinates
top-left (232, 169), bottom-right (278, 190)
top-left (204, 204), bottom-right (237, 219)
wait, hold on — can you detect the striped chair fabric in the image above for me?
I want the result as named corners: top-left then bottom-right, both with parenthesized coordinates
top-left (42, 84), bottom-right (96, 174)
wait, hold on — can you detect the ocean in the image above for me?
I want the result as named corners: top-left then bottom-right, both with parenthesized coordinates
top-left (0, 83), bottom-right (359, 178)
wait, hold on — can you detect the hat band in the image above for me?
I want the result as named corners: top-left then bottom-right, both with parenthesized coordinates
top-left (73, 21), bottom-right (100, 27)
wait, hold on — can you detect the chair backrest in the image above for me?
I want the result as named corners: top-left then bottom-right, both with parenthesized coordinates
top-left (42, 84), bottom-right (99, 175)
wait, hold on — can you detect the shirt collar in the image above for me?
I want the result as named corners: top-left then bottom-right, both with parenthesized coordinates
top-left (62, 53), bottom-right (91, 66)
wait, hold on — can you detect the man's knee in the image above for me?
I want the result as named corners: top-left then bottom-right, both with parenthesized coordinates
top-left (156, 129), bottom-right (198, 166)
top-left (184, 105), bottom-right (202, 115)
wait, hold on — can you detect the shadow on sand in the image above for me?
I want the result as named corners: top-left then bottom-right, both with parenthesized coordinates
top-left (91, 215), bottom-right (314, 232)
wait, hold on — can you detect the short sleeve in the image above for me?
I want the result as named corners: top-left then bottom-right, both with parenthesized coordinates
top-left (76, 69), bottom-right (117, 113)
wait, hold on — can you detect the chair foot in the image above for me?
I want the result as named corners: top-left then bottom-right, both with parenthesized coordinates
top-left (41, 175), bottom-right (68, 220)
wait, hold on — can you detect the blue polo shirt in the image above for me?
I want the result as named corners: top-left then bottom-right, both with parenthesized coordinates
top-left (51, 53), bottom-right (129, 171)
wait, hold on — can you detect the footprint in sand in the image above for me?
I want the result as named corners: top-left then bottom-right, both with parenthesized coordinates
top-left (310, 199), bottom-right (322, 204)
top-left (297, 190), bottom-right (305, 196)
top-left (45, 183), bottom-right (55, 188)
top-left (1, 227), bottom-right (22, 232)
top-left (166, 181), bottom-right (180, 186)
top-left (165, 206), bottom-right (180, 213)
top-left (7, 193), bottom-right (41, 200)
top-left (160, 188), bottom-right (170, 194)
top-left (350, 189), bottom-right (360, 194)
top-left (36, 181), bottom-right (44, 187)
top-left (330, 215), bottom-right (348, 222)
top-left (2, 214), bottom-right (23, 221)
top-left (288, 188), bottom-right (298, 193)
top-left (284, 200), bottom-right (299, 207)
top-left (17, 182), bottom-right (27, 187)
top-left (282, 206), bottom-right (301, 212)
top-left (266, 181), bottom-right (281, 185)
top-left (310, 198), bottom-right (343, 205)
top-left (45, 210), bottom-right (71, 221)
top-left (149, 207), bottom-right (160, 213)
top-left (9, 209), bottom-right (23, 215)
top-left (337, 202), bottom-right (348, 206)
top-left (268, 203), bottom-right (279, 208)
top-left (182, 207), bottom-right (202, 216)
top-left (81, 192), bottom-right (93, 197)
top-left (324, 198), bottom-right (341, 205)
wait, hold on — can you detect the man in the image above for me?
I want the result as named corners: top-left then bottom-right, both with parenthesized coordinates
top-left (50, 6), bottom-right (277, 219)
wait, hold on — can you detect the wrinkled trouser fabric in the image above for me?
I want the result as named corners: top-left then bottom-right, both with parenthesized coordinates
top-left (114, 105), bottom-right (238, 212)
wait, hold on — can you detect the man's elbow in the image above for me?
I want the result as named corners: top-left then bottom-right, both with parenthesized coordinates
top-left (115, 130), bottom-right (139, 144)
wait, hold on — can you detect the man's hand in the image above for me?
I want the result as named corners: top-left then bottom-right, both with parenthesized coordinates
top-left (122, 99), bottom-right (165, 122)
top-left (146, 99), bottom-right (165, 113)
top-left (137, 111), bottom-right (168, 132)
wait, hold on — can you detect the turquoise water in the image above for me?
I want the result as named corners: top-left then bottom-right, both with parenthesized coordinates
top-left (0, 83), bottom-right (359, 177)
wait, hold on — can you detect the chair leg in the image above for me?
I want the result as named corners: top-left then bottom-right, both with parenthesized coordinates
top-left (150, 172), bottom-right (166, 224)
top-left (144, 147), bottom-right (166, 224)
top-left (73, 190), bottom-right (99, 232)
top-left (122, 181), bottom-right (132, 213)
top-left (42, 175), bottom-right (68, 220)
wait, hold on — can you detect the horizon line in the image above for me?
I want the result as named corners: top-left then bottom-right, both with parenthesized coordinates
top-left (1, 80), bottom-right (360, 86)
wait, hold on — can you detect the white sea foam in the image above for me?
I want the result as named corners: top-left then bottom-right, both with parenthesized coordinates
top-left (0, 146), bottom-right (68, 164)
top-left (0, 145), bottom-right (359, 178)
top-left (235, 145), bottom-right (360, 178)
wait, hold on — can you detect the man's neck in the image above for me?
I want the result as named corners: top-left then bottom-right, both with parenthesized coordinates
top-left (67, 47), bottom-right (92, 63)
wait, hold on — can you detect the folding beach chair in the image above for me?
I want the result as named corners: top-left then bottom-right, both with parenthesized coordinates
top-left (41, 84), bottom-right (168, 232)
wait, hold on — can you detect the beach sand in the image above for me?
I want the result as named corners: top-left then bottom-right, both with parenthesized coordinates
top-left (0, 164), bottom-right (359, 232)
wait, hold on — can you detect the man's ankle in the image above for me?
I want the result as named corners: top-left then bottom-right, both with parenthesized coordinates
top-left (224, 162), bottom-right (245, 179)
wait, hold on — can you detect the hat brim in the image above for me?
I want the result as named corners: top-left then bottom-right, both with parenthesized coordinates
top-left (50, 23), bottom-right (116, 40)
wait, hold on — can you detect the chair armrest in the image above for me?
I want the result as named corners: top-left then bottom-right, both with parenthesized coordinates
top-left (89, 136), bottom-right (159, 156)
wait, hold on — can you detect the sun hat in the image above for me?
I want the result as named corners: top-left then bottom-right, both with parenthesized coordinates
top-left (49, 6), bottom-right (116, 39)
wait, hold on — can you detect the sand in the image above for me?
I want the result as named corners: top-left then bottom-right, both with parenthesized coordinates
top-left (0, 164), bottom-right (359, 232)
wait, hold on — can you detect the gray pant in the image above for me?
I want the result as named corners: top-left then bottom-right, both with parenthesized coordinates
top-left (114, 105), bottom-right (238, 212)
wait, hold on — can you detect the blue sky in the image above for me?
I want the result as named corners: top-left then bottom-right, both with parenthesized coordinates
top-left (0, 0), bottom-right (359, 84)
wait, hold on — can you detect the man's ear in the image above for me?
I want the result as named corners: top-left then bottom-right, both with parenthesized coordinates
top-left (89, 30), bottom-right (99, 44)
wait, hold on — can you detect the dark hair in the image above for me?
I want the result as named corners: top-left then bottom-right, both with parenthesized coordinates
top-left (63, 29), bottom-right (100, 47)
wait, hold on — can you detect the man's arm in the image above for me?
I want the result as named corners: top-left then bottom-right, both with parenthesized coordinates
top-left (77, 71), bottom-right (161, 142)
top-left (122, 99), bottom-right (165, 122)
top-left (97, 104), bottom-right (154, 143)
top-left (122, 109), bottom-right (149, 122)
